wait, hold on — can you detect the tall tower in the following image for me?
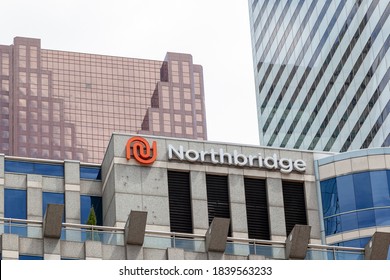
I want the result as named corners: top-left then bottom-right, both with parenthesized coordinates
top-left (249, 0), bottom-right (390, 152)
top-left (0, 37), bottom-right (207, 163)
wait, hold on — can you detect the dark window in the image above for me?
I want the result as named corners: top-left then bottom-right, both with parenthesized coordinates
top-left (244, 178), bottom-right (269, 240)
top-left (167, 171), bottom-right (193, 234)
top-left (19, 255), bottom-right (44, 260)
top-left (80, 195), bottom-right (102, 225)
top-left (282, 181), bottom-right (307, 236)
top-left (206, 174), bottom-right (231, 235)
top-left (80, 166), bottom-right (101, 180)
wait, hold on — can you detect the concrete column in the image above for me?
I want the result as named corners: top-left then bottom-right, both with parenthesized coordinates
top-left (228, 174), bottom-right (248, 237)
top-left (64, 160), bottom-right (81, 224)
top-left (27, 174), bottom-right (43, 221)
top-left (1, 234), bottom-right (19, 260)
top-left (304, 181), bottom-right (321, 242)
top-left (266, 178), bottom-right (287, 240)
top-left (190, 171), bottom-right (209, 234)
top-left (84, 240), bottom-right (102, 260)
top-left (0, 154), bottom-right (4, 218)
top-left (228, 174), bottom-right (250, 256)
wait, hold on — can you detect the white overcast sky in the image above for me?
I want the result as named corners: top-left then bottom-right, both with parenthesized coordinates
top-left (0, 0), bottom-right (259, 145)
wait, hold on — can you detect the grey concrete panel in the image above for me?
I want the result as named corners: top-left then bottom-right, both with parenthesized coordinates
top-left (103, 172), bottom-right (115, 215)
top-left (206, 217), bottom-right (230, 252)
top-left (304, 181), bottom-right (318, 211)
top-left (365, 232), bottom-right (390, 260)
top-left (230, 203), bottom-right (248, 233)
top-left (0, 185), bottom-right (4, 216)
top-left (126, 245), bottom-right (144, 260)
top-left (65, 191), bottom-right (80, 222)
top-left (167, 247), bottom-right (185, 260)
top-left (101, 136), bottom-right (115, 180)
top-left (191, 199), bottom-right (209, 231)
top-left (114, 193), bottom-right (143, 224)
top-left (60, 240), bottom-right (84, 259)
top-left (42, 177), bottom-right (64, 192)
top-left (268, 206), bottom-right (287, 237)
top-left (27, 188), bottom-right (43, 219)
top-left (114, 164), bottom-right (142, 194)
top-left (0, 154), bottom-right (4, 178)
top-left (102, 244), bottom-right (126, 260)
top-left (43, 204), bottom-right (64, 238)
top-left (307, 209), bottom-right (321, 239)
top-left (190, 171), bottom-right (207, 200)
top-left (143, 248), bottom-right (167, 260)
top-left (208, 252), bottom-right (224, 260)
top-left (285, 225), bottom-right (311, 260)
top-left (266, 178), bottom-right (284, 207)
top-left (141, 167), bottom-right (168, 196)
top-left (5, 173), bottom-right (27, 189)
top-left (300, 152), bottom-right (315, 175)
top-left (2, 234), bottom-right (19, 251)
top-left (64, 160), bottom-right (80, 185)
top-left (142, 195), bottom-right (170, 227)
top-left (19, 237), bottom-right (43, 255)
top-left (228, 174), bottom-right (245, 204)
top-left (184, 251), bottom-right (208, 260)
top-left (80, 180), bottom-right (102, 196)
top-left (44, 238), bottom-right (61, 255)
top-left (125, 211), bottom-right (147, 245)
top-left (103, 193), bottom-right (116, 226)
top-left (248, 254), bottom-right (266, 260)
top-left (85, 240), bottom-right (102, 259)
top-left (224, 254), bottom-right (248, 260)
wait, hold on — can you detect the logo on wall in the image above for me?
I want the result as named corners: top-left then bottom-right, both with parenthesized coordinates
top-left (126, 136), bottom-right (157, 165)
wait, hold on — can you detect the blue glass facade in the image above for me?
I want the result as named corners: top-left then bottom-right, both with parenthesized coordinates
top-left (80, 166), bottom-right (102, 180)
top-left (5, 160), bottom-right (64, 177)
top-left (321, 170), bottom-right (390, 236)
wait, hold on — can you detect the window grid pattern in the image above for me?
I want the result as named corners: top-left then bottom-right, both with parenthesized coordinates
top-left (249, 0), bottom-right (390, 152)
top-left (321, 170), bottom-right (390, 236)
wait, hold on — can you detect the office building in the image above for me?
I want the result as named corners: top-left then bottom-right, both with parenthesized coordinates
top-left (0, 37), bottom-right (207, 163)
top-left (248, 0), bottom-right (390, 152)
top-left (1, 133), bottom-right (389, 260)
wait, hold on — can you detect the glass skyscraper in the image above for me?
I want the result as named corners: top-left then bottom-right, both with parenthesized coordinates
top-left (249, 0), bottom-right (390, 152)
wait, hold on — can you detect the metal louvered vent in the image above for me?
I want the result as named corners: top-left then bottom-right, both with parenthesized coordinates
top-left (167, 171), bottom-right (193, 233)
top-left (282, 181), bottom-right (307, 236)
top-left (206, 174), bottom-right (231, 235)
top-left (244, 178), bottom-right (270, 240)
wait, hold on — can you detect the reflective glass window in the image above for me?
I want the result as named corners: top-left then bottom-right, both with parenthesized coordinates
top-left (5, 160), bottom-right (64, 177)
top-left (353, 172), bottom-right (373, 210)
top-left (320, 178), bottom-right (339, 217)
top-left (80, 195), bottom-right (102, 225)
top-left (340, 212), bottom-right (358, 232)
top-left (370, 170), bottom-right (390, 207)
top-left (4, 189), bottom-right (27, 219)
top-left (324, 215), bottom-right (341, 235)
top-left (42, 192), bottom-right (65, 221)
top-left (357, 210), bottom-right (376, 228)
top-left (337, 175), bottom-right (355, 212)
top-left (374, 208), bottom-right (390, 226)
top-left (80, 167), bottom-right (101, 180)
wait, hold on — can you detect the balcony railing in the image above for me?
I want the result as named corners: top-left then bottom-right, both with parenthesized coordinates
top-left (0, 218), bottom-right (365, 260)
